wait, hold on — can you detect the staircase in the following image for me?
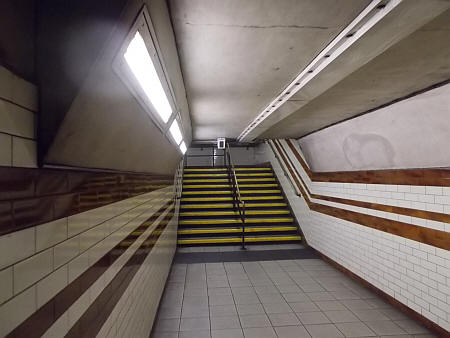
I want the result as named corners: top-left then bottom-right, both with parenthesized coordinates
top-left (177, 165), bottom-right (302, 246)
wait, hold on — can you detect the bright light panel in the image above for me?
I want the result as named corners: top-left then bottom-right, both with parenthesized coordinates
top-left (179, 141), bottom-right (187, 154)
top-left (124, 31), bottom-right (172, 123)
top-left (169, 119), bottom-right (183, 145)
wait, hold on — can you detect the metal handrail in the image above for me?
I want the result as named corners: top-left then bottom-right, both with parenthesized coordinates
top-left (225, 144), bottom-right (246, 249)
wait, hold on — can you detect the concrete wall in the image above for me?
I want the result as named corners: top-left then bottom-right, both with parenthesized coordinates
top-left (298, 83), bottom-right (450, 172)
top-left (0, 0), bottom-right (36, 81)
top-left (262, 140), bottom-right (450, 332)
top-left (38, 0), bottom-right (191, 174)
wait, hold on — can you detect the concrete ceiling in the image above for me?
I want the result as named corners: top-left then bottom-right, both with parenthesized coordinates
top-left (170, 0), bottom-right (450, 141)
top-left (169, 0), bottom-right (371, 140)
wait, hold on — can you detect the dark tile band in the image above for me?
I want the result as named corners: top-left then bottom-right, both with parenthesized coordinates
top-left (0, 166), bottom-right (172, 236)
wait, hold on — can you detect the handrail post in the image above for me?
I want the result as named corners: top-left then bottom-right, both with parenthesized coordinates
top-left (241, 201), bottom-right (246, 250)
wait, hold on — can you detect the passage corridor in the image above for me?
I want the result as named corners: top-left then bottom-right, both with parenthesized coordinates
top-left (151, 246), bottom-right (436, 338)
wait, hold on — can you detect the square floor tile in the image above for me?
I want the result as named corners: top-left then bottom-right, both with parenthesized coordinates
top-left (258, 293), bottom-right (285, 304)
top-left (236, 303), bottom-right (265, 315)
top-left (315, 300), bottom-right (346, 311)
top-left (178, 330), bottom-right (211, 338)
top-left (268, 312), bottom-right (300, 326)
top-left (158, 306), bottom-right (182, 319)
top-left (324, 310), bottom-right (360, 323)
top-left (209, 294), bottom-right (235, 306)
top-left (340, 299), bottom-right (374, 310)
top-left (289, 301), bottom-right (320, 313)
top-left (297, 311), bottom-right (331, 325)
top-left (277, 285), bottom-right (302, 293)
top-left (232, 287), bottom-right (256, 295)
top-left (184, 288), bottom-right (207, 297)
top-left (234, 293), bottom-right (260, 305)
top-left (306, 292), bottom-right (336, 301)
top-left (283, 293), bottom-right (310, 303)
top-left (208, 287), bottom-right (232, 296)
top-left (182, 305), bottom-right (209, 318)
top-left (211, 328), bottom-right (244, 338)
top-left (263, 302), bottom-right (293, 314)
top-left (242, 327), bottom-right (277, 338)
top-left (335, 322), bottom-right (376, 337)
top-left (353, 309), bottom-right (390, 321)
top-left (211, 315), bottom-right (241, 330)
top-left (210, 304), bottom-right (237, 317)
top-left (304, 324), bottom-right (344, 338)
top-left (365, 320), bottom-right (407, 336)
top-left (395, 319), bottom-right (431, 334)
top-left (274, 325), bottom-right (311, 338)
top-left (180, 317), bottom-right (210, 331)
top-left (239, 314), bottom-right (271, 328)
top-left (155, 318), bottom-right (180, 332)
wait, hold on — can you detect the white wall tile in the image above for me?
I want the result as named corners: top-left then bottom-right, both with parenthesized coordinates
top-left (54, 236), bottom-right (80, 268)
top-left (13, 248), bottom-right (53, 294)
top-left (67, 211), bottom-right (92, 237)
top-left (11, 74), bottom-right (38, 112)
top-left (0, 267), bottom-right (13, 304)
top-left (0, 286), bottom-right (36, 336)
top-left (0, 66), bottom-right (14, 101)
top-left (37, 265), bottom-right (68, 308)
top-left (36, 218), bottom-right (68, 252)
top-left (0, 227), bottom-right (35, 270)
top-left (0, 100), bottom-right (35, 138)
top-left (12, 136), bottom-right (37, 168)
top-left (0, 133), bottom-right (12, 166)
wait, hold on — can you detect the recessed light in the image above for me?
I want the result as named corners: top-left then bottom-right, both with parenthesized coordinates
top-left (345, 32), bottom-right (355, 38)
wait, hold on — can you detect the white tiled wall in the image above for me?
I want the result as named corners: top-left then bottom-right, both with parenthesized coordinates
top-left (0, 66), bottom-right (37, 168)
top-left (0, 186), bottom-right (175, 336)
top-left (262, 140), bottom-right (450, 332)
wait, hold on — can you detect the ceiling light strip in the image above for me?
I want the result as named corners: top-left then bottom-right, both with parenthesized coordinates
top-left (238, 0), bottom-right (402, 141)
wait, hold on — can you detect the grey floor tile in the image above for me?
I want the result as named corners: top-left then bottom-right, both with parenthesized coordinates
top-left (352, 309), bottom-right (390, 321)
top-left (331, 289), bottom-right (361, 300)
top-left (178, 330), bottom-right (211, 338)
top-left (340, 299), bottom-right (374, 311)
top-left (239, 314), bottom-right (271, 328)
top-left (184, 287), bottom-right (207, 297)
top-left (274, 325), bottom-right (311, 338)
top-left (180, 317), bottom-right (210, 331)
top-left (242, 327), bottom-right (277, 338)
top-left (182, 305), bottom-right (209, 318)
top-left (154, 318), bottom-right (180, 332)
top-left (208, 287), bottom-right (232, 296)
top-left (267, 312), bottom-right (300, 326)
top-left (157, 306), bottom-right (182, 320)
top-left (299, 283), bottom-right (326, 292)
top-left (395, 319), bottom-right (431, 334)
top-left (335, 322), bottom-right (376, 337)
top-left (212, 328), bottom-right (244, 338)
top-left (258, 293), bottom-right (286, 304)
top-left (324, 310), bottom-right (360, 323)
top-left (365, 320), bottom-right (407, 336)
top-left (234, 293), bottom-right (261, 305)
top-left (210, 304), bottom-right (238, 317)
top-left (289, 301), bottom-right (320, 313)
top-left (262, 301), bottom-right (293, 314)
top-left (306, 291), bottom-right (336, 301)
top-left (230, 279), bottom-right (253, 287)
top-left (254, 285), bottom-right (280, 295)
top-left (209, 294), bottom-right (235, 306)
top-left (151, 332), bottom-right (179, 338)
top-left (304, 323), bottom-right (344, 338)
top-left (236, 303), bottom-right (266, 315)
top-left (211, 315), bottom-right (241, 330)
top-left (297, 311), bottom-right (331, 325)
top-left (208, 280), bottom-right (230, 288)
top-left (365, 298), bottom-right (392, 309)
top-left (315, 300), bottom-right (347, 311)
top-left (282, 292), bottom-right (310, 303)
top-left (232, 286), bottom-right (256, 295)
top-left (379, 308), bottom-right (409, 321)
top-left (277, 284), bottom-right (302, 293)
top-left (183, 296), bottom-right (208, 307)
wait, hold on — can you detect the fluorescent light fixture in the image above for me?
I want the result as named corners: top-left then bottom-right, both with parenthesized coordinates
top-left (238, 0), bottom-right (402, 141)
top-left (179, 141), bottom-right (187, 154)
top-left (169, 119), bottom-right (183, 145)
top-left (124, 31), bottom-right (172, 123)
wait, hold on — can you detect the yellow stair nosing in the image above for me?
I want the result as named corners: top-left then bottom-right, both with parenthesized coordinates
top-left (177, 235), bottom-right (301, 244)
top-left (179, 210), bottom-right (290, 216)
top-left (179, 218), bottom-right (293, 225)
top-left (180, 196), bottom-right (284, 202)
top-left (178, 226), bottom-right (297, 234)
top-left (182, 190), bottom-right (281, 195)
top-left (180, 203), bottom-right (287, 209)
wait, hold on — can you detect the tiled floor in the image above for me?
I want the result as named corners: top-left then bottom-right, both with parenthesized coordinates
top-left (151, 248), bottom-right (436, 338)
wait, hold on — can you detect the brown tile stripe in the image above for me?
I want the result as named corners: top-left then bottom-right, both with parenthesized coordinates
top-left (66, 204), bottom-right (175, 338)
top-left (270, 140), bottom-right (450, 250)
top-left (285, 139), bottom-right (450, 187)
top-left (312, 248), bottom-right (448, 337)
top-left (6, 199), bottom-right (174, 338)
top-left (275, 140), bottom-right (450, 224)
top-left (0, 166), bottom-right (172, 236)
